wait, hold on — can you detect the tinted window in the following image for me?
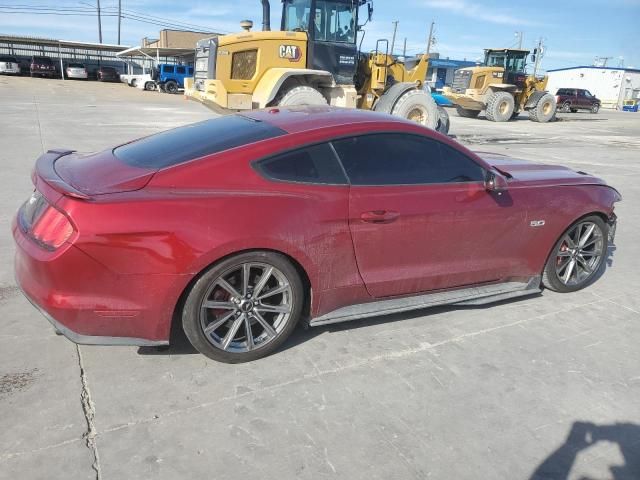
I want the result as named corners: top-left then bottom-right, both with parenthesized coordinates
top-left (68, 63), bottom-right (84, 68)
top-left (177, 66), bottom-right (186, 74)
top-left (33, 57), bottom-right (52, 64)
top-left (0, 56), bottom-right (17, 62)
top-left (115, 116), bottom-right (286, 169)
top-left (163, 65), bottom-right (175, 73)
top-left (101, 67), bottom-right (116, 73)
top-left (257, 143), bottom-right (347, 184)
top-left (332, 134), bottom-right (484, 185)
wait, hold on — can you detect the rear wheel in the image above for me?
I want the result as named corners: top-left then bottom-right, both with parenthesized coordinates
top-left (276, 85), bottom-right (327, 106)
top-left (391, 89), bottom-right (439, 130)
top-left (529, 93), bottom-right (556, 123)
top-left (436, 106), bottom-right (450, 134)
top-left (542, 215), bottom-right (608, 293)
top-left (561, 101), bottom-right (572, 113)
top-left (164, 80), bottom-right (179, 94)
top-left (455, 106), bottom-right (481, 118)
top-left (182, 251), bottom-right (304, 363)
top-left (485, 91), bottom-right (515, 122)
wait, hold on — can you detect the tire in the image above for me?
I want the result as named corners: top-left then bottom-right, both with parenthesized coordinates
top-left (528, 93), bottom-right (557, 123)
top-left (144, 81), bottom-right (155, 91)
top-left (391, 89), bottom-right (439, 130)
top-left (182, 251), bottom-right (304, 363)
top-left (455, 106), bottom-right (481, 118)
top-left (591, 103), bottom-right (600, 114)
top-left (485, 91), bottom-right (515, 122)
top-left (542, 215), bottom-right (608, 293)
top-left (276, 85), bottom-right (327, 106)
top-left (436, 106), bottom-right (450, 134)
top-left (570, 108), bottom-right (578, 113)
top-left (130, 78), bottom-right (137, 88)
top-left (165, 80), bottom-right (178, 94)
top-left (561, 101), bottom-right (572, 113)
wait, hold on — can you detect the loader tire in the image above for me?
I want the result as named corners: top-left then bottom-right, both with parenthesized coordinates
top-left (455, 106), bottom-right (481, 118)
top-left (436, 106), bottom-right (450, 134)
top-left (391, 89), bottom-right (439, 130)
top-left (277, 86), bottom-right (327, 106)
top-left (528, 93), bottom-right (556, 123)
top-left (485, 91), bottom-right (515, 122)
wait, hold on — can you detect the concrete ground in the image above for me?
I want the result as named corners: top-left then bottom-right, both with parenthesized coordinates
top-left (1, 76), bottom-right (639, 480)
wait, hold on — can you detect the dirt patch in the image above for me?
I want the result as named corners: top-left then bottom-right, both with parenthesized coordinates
top-left (0, 369), bottom-right (38, 396)
top-left (0, 285), bottom-right (21, 304)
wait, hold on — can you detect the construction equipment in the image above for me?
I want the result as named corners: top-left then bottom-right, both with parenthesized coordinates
top-left (185, 0), bottom-right (445, 131)
top-left (442, 48), bottom-right (556, 123)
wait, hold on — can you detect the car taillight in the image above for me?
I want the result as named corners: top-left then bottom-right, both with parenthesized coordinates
top-left (555, 96), bottom-right (560, 104)
top-left (19, 191), bottom-right (75, 250)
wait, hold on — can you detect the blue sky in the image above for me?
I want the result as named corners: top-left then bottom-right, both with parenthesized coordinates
top-left (1, 0), bottom-right (639, 70)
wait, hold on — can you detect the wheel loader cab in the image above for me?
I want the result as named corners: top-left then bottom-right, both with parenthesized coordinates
top-left (484, 48), bottom-right (528, 87)
top-left (281, 0), bottom-right (359, 84)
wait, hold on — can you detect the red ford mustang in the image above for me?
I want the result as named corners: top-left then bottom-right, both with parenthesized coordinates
top-left (13, 106), bottom-right (620, 362)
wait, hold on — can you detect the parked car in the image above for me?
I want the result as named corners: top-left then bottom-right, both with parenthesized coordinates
top-left (30, 56), bottom-right (57, 78)
top-left (152, 64), bottom-right (194, 93)
top-left (0, 55), bottom-right (21, 75)
top-left (96, 66), bottom-right (120, 82)
top-left (13, 107), bottom-right (620, 363)
top-left (65, 62), bottom-right (88, 80)
top-left (556, 88), bottom-right (601, 113)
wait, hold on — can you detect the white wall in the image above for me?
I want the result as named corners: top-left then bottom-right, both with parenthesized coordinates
top-left (546, 68), bottom-right (637, 109)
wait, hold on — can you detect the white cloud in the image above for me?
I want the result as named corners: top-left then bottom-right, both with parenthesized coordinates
top-left (420, 0), bottom-right (543, 26)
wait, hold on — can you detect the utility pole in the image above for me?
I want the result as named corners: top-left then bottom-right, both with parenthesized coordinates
top-left (516, 31), bottom-right (523, 49)
top-left (97, 0), bottom-right (103, 43)
top-left (402, 37), bottom-right (407, 58)
top-left (533, 37), bottom-right (544, 77)
top-left (390, 20), bottom-right (398, 55)
top-left (117, 0), bottom-right (122, 45)
top-left (426, 21), bottom-right (435, 55)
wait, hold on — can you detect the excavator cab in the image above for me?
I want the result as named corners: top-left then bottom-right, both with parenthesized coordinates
top-left (281, 0), bottom-right (364, 84)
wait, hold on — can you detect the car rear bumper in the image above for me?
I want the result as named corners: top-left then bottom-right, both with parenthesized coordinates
top-left (67, 72), bottom-right (88, 79)
top-left (13, 219), bottom-right (174, 346)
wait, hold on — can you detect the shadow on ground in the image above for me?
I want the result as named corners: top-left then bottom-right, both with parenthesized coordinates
top-left (529, 421), bottom-right (640, 480)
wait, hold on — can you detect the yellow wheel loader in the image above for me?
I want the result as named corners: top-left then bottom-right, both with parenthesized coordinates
top-left (185, 0), bottom-right (447, 132)
top-left (442, 48), bottom-right (556, 123)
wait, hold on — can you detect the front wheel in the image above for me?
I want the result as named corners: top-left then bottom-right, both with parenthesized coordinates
top-left (182, 251), bottom-right (304, 363)
top-left (455, 106), bottom-right (481, 118)
top-left (276, 85), bottom-right (327, 106)
top-left (542, 215), bottom-right (608, 293)
top-left (528, 93), bottom-right (556, 123)
top-left (391, 89), bottom-right (439, 130)
top-left (591, 103), bottom-right (600, 114)
top-left (485, 91), bottom-right (515, 122)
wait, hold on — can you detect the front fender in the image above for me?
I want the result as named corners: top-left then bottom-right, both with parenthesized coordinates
top-left (253, 68), bottom-right (335, 107)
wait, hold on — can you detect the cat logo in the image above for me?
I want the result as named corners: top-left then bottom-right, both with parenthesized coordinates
top-left (279, 45), bottom-right (302, 62)
top-left (492, 71), bottom-right (504, 78)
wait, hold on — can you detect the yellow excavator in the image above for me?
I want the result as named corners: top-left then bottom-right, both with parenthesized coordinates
top-left (185, 0), bottom-right (449, 132)
top-left (442, 48), bottom-right (556, 122)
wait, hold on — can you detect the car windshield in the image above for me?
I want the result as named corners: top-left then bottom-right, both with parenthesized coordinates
top-left (114, 115), bottom-right (287, 169)
top-left (283, 0), bottom-right (357, 43)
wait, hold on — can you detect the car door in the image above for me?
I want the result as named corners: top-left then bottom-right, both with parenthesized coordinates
top-left (576, 89), bottom-right (587, 109)
top-left (333, 133), bottom-right (529, 298)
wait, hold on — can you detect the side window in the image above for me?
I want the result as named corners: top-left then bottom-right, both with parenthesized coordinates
top-left (176, 66), bottom-right (186, 74)
top-left (164, 65), bottom-right (175, 74)
top-left (257, 143), bottom-right (347, 185)
top-left (332, 134), bottom-right (484, 185)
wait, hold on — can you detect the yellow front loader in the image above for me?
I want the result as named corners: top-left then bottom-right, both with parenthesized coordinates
top-left (442, 48), bottom-right (556, 123)
top-left (185, 0), bottom-right (447, 132)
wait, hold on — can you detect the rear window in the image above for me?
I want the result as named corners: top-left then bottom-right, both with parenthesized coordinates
top-left (33, 57), bottom-right (52, 64)
top-left (163, 65), bottom-right (175, 73)
top-left (114, 115), bottom-right (286, 169)
top-left (0, 56), bottom-right (17, 62)
top-left (68, 63), bottom-right (84, 68)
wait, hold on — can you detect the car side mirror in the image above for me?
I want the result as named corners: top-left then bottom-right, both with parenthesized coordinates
top-left (485, 171), bottom-right (508, 194)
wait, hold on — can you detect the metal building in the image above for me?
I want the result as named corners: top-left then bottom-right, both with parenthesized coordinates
top-left (546, 66), bottom-right (640, 109)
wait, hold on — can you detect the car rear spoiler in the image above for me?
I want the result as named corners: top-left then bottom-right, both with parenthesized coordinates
top-left (33, 149), bottom-right (91, 199)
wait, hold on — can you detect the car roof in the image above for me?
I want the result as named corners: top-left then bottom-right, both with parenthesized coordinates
top-left (242, 105), bottom-right (411, 135)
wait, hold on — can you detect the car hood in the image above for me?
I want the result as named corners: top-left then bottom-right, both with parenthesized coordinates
top-left (53, 150), bottom-right (156, 195)
top-left (475, 151), bottom-right (608, 187)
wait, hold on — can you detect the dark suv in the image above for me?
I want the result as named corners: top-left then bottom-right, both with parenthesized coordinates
top-left (97, 66), bottom-right (120, 82)
top-left (30, 56), bottom-right (57, 78)
top-left (555, 88), bottom-right (601, 113)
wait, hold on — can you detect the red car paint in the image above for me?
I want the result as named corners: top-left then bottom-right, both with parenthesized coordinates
top-left (13, 107), bottom-right (621, 344)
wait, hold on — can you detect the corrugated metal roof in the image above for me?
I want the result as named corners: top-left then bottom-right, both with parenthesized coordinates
top-left (0, 33), bottom-right (129, 50)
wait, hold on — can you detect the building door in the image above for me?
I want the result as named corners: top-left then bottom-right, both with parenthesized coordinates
top-left (436, 68), bottom-right (447, 89)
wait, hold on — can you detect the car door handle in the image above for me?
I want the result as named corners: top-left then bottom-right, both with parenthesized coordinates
top-left (360, 210), bottom-right (400, 224)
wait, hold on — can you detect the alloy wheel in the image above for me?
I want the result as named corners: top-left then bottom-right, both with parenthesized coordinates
top-left (554, 221), bottom-right (604, 286)
top-left (199, 262), bottom-right (293, 353)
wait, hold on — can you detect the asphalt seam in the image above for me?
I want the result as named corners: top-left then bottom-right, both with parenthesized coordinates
top-left (77, 345), bottom-right (102, 480)
top-left (32, 98), bottom-right (45, 154)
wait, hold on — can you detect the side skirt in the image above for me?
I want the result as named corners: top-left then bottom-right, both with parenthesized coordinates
top-left (309, 276), bottom-right (541, 327)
